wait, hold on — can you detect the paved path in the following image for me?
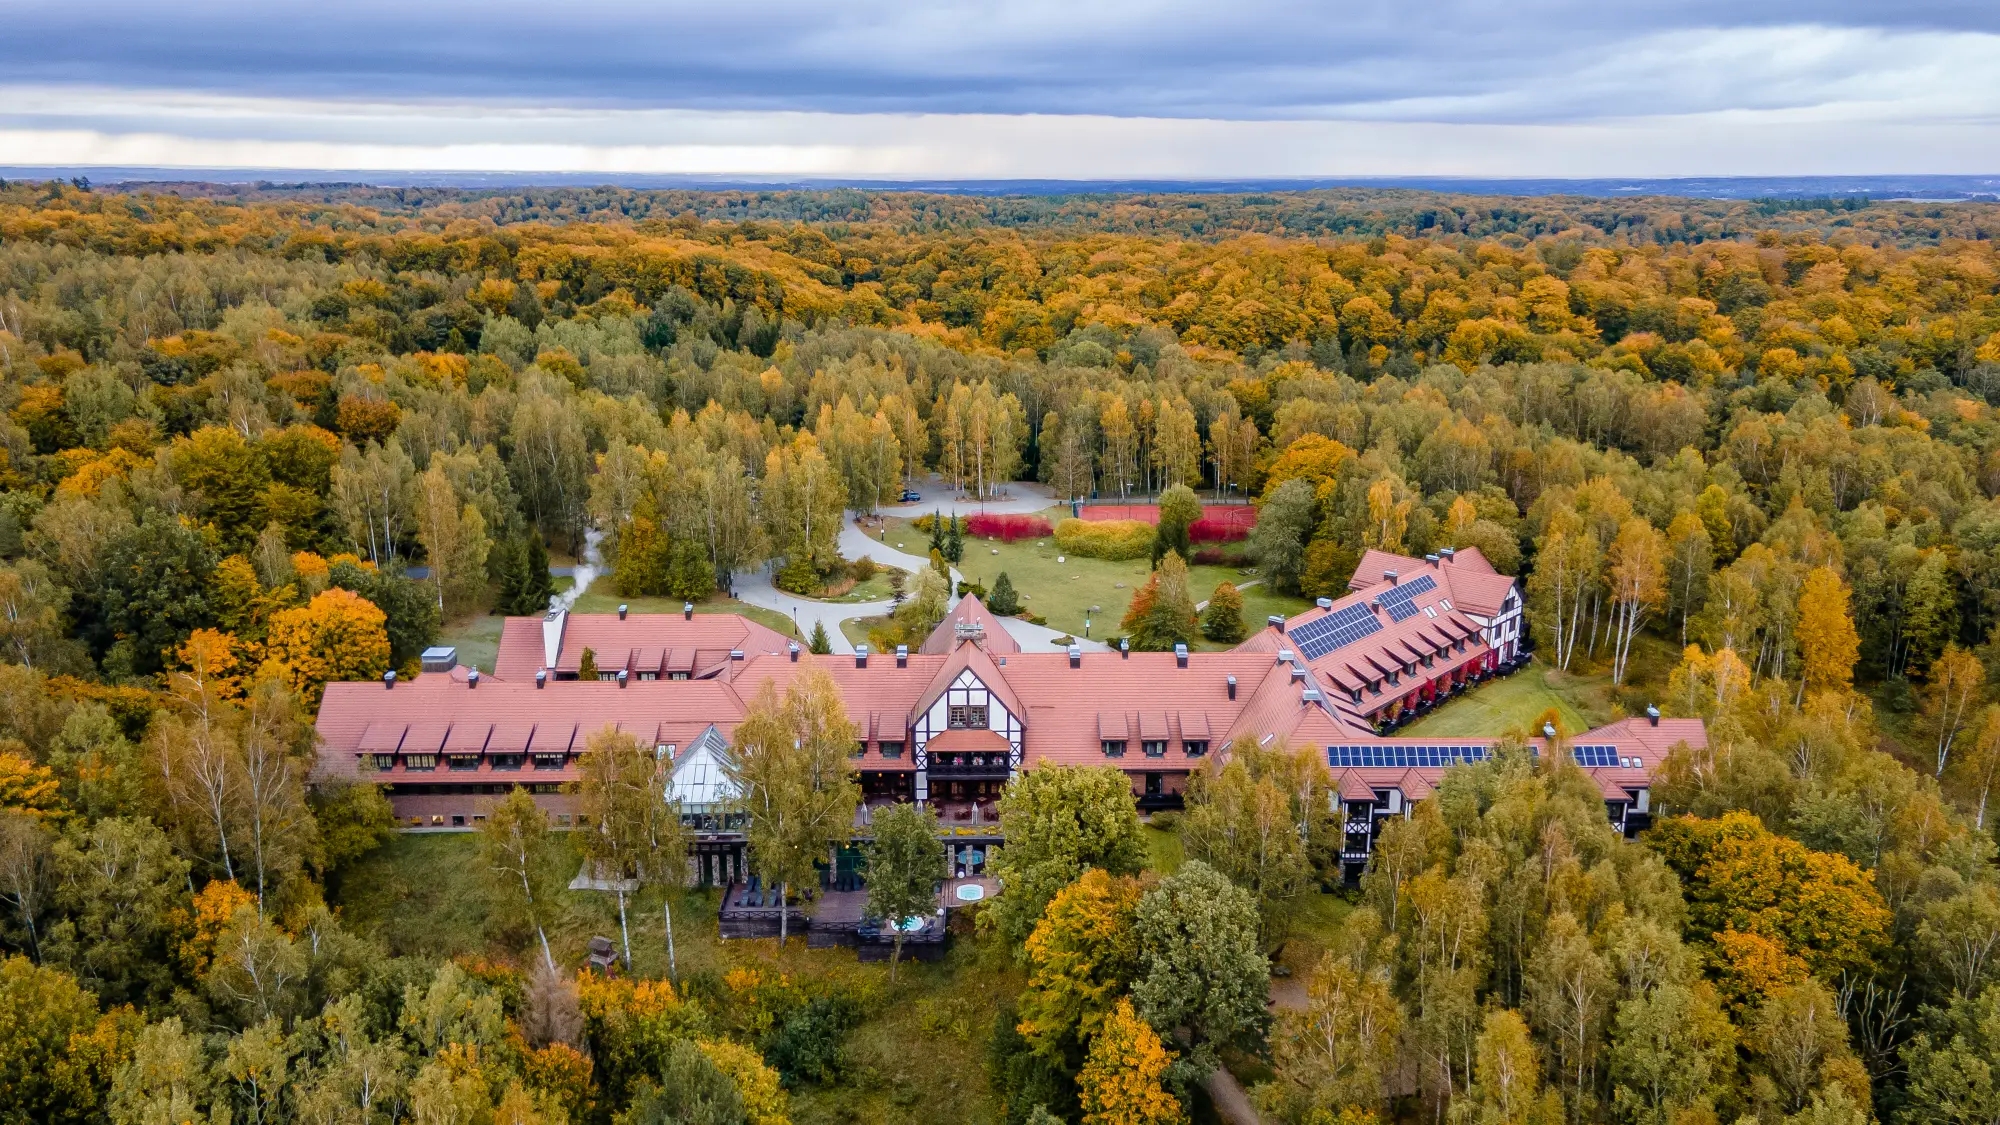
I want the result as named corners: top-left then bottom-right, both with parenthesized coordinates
top-left (1204, 1068), bottom-right (1262, 1125)
top-left (731, 566), bottom-right (892, 655)
top-left (876, 477), bottom-right (1060, 518)
top-left (999, 617), bottom-right (1110, 652)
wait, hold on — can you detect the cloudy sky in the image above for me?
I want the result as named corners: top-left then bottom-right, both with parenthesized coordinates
top-left (4, 1), bottom-right (1999, 178)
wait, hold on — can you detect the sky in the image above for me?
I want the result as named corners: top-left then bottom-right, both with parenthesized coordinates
top-left (5, 1), bottom-right (2000, 178)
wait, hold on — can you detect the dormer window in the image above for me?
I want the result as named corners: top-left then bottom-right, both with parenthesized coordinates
top-left (1183, 740), bottom-right (1209, 756)
top-left (1101, 739), bottom-right (1127, 757)
top-left (1142, 739), bottom-right (1167, 758)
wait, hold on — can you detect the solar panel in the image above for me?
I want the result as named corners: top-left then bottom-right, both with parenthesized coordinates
top-left (1293, 602), bottom-right (1384, 660)
top-left (1571, 745), bottom-right (1621, 767)
top-left (1327, 744), bottom-right (1491, 769)
top-left (1375, 574), bottom-right (1438, 622)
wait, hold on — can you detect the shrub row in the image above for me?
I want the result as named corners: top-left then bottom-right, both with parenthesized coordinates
top-left (1054, 518), bottom-right (1154, 560)
top-left (966, 513), bottom-right (1053, 541)
top-left (1188, 515), bottom-right (1249, 543)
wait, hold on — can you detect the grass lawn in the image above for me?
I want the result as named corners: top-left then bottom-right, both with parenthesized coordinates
top-left (436, 612), bottom-right (505, 673)
top-left (331, 829), bottom-right (1010, 1124)
top-left (1143, 824), bottom-right (1185, 874)
top-left (887, 511), bottom-right (1309, 648)
top-left (568, 576), bottom-right (802, 639)
top-left (1398, 662), bottom-right (1606, 739)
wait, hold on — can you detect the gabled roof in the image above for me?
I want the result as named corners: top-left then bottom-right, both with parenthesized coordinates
top-left (913, 640), bottom-right (1027, 724)
top-left (1336, 769), bottom-right (1377, 802)
top-left (922, 595), bottom-right (1021, 656)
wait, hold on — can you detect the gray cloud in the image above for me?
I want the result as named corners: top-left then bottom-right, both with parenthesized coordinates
top-left (7, 1), bottom-right (2000, 121)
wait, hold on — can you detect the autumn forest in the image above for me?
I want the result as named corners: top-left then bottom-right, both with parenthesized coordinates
top-left (3, 179), bottom-right (2000, 1125)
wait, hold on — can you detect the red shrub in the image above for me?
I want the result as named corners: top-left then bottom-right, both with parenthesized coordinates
top-left (966, 513), bottom-right (1053, 542)
top-left (1188, 515), bottom-right (1250, 543)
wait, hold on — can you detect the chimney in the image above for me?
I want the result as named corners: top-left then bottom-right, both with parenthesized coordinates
top-left (618, 603), bottom-right (628, 620)
top-left (1440, 547), bottom-right (1456, 562)
top-left (535, 670), bottom-right (547, 689)
top-left (383, 669), bottom-right (396, 690)
top-left (1267, 614), bottom-right (1286, 633)
top-left (1384, 569), bottom-right (1398, 584)
top-left (1068, 644), bottom-right (1082, 668)
top-left (1120, 638), bottom-right (1130, 659)
top-left (1277, 648), bottom-right (1295, 664)
top-left (729, 649), bottom-right (744, 662)
top-left (1646, 704), bottom-right (1660, 727)
top-left (855, 645), bottom-right (869, 668)
top-left (896, 645), bottom-right (908, 668)
top-left (1542, 722), bottom-right (1556, 740)
top-left (1302, 687), bottom-right (1323, 704)
top-left (617, 669), bottom-right (628, 688)
top-left (1316, 597), bottom-right (1333, 609)
top-left (1226, 674), bottom-right (1237, 700)
top-left (788, 642), bottom-right (799, 663)
top-left (1174, 643), bottom-right (1188, 668)
top-left (1290, 665), bottom-right (1307, 682)
top-left (467, 668), bottom-right (479, 689)
top-left (683, 602), bottom-right (694, 621)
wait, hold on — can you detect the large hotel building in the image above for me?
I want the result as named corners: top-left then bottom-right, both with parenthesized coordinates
top-left (315, 547), bottom-right (1701, 880)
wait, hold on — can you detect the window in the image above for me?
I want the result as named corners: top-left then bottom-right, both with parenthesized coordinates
top-left (404, 754), bottom-right (437, 771)
top-left (447, 754), bottom-right (480, 771)
top-left (371, 753), bottom-right (395, 771)
top-left (430, 815), bottom-right (444, 826)
top-left (880, 741), bottom-right (905, 759)
top-left (1183, 740), bottom-right (1209, 756)
top-left (451, 815), bottom-right (466, 827)
top-left (1351, 689), bottom-right (1363, 704)
top-left (948, 704), bottom-right (988, 729)
top-left (1101, 739), bottom-right (1127, 757)
top-left (490, 754), bottom-right (523, 771)
top-left (853, 741), bottom-right (869, 759)
top-left (596, 671), bottom-right (618, 682)
top-left (1142, 740), bottom-right (1167, 758)
top-left (638, 671), bottom-right (657, 681)
top-left (669, 671), bottom-right (690, 681)
top-left (532, 753), bottom-right (565, 770)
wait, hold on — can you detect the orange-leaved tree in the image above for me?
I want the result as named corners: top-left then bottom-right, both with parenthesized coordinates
top-left (1078, 997), bottom-right (1183, 1125)
top-left (1794, 565), bottom-right (1859, 700)
top-left (261, 587), bottom-right (390, 707)
top-left (1017, 868), bottom-right (1143, 1067)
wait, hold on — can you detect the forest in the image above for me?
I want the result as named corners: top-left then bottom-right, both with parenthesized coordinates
top-left (2, 178), bottom-right (2000, 1124)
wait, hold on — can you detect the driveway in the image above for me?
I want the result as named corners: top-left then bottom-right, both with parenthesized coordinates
top-left (876, 476), bottom-right (1061, 518)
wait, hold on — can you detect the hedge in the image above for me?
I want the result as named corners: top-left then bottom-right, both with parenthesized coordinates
top-left (1054, 518), bottom-right (1155, 560)
top-left (966, 513), bottom-right (1053, 542)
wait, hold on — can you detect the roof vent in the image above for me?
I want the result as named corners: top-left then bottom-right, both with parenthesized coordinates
top-left (1267, 614), bottom-right (1286, 633)
top-left (535, 670), bottom-right (547, 690)
top-left (618, 603), bottom-right (628, 620)
top-left (1174, 643), bottom-right (1188, 668)
top-left (1646, 704), bottom-right (1660, 727)
top-left (1384, 570), bottom-right (1398, 584)
top-left (1277, 649), bottom-right (1295, 664)
top-left (729, 649), bottom-right (744, 661)
top-left (1440, 547), bottom-right (1456, 561)
top-left (1542, 722), bottom-right (1557, 740)
top-left (421, 646), bottom-right (458, 673)
top-left (788, 642), bottom-right (800, 663)
top-left (1227, 674), bottom-right (1237, 700)
top-left (467, 668), bottom-right (479, 689)
top-left (1316, 597), bottom-right (1333, 609)
top-left (1302, 687), bottom-right (1323, 703)
top-left (617, 669), bottom-right (628, 688)
top-left (1120, 638), bottom-right (1130, 659)
top-left (896, 644), bottom-right (909, 668)
top-left (683, 602), bottom-right (694, 621)
top-left (1068, 644), bottom-right (1082, 668)
top-left (1425, 554), bottom-right (1439, 567)
top-left (1290, 665), bottom-right (1307, 681)
top-left (855, 645), bottom-right (869, 668)
top-left (383, 669), bottom-right (396, 690)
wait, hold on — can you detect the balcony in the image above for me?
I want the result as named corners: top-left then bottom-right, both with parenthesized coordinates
top-left (927, 753), bottom-right (1012, 780)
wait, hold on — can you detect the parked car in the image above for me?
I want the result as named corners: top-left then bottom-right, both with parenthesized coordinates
top-left (900, 488), bottom-right (922, 502)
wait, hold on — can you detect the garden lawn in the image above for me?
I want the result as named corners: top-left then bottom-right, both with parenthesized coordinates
top-left (1398, 662), bottom-right (1608, 739)
top-left (569, 576), bottom-right (801, 639)
top-left (886, 511), bottom-right (1308, 648)
top-left (436, 612), bottom-right (504, 674)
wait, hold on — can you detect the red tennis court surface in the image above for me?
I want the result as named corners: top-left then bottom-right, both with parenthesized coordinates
top-left (1077, 503), bottom-right (1255, 542)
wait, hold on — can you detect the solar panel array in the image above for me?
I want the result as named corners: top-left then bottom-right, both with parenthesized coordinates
top-left (1328, 744), bottom-right (1491, 768)
top-left (1293, 602), bottom-right (1384, 660)
top-left (1375, 574), bottom-right (1438, 622)
top-left (1571, 744), bottom-right (1621, 767)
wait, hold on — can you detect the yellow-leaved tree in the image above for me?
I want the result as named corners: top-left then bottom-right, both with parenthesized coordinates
top-left (262, 587), bottom-right (390, 707)
top-left (1794, 565), bottom-right (1860, 700)
top-left (1078, 997), bottom-right (1183, 1125)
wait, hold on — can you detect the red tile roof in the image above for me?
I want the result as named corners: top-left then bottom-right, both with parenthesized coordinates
top-left (492, 611), bottom-right (793, 681)
top-left (922, 595), bottom-right (1021, 656)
